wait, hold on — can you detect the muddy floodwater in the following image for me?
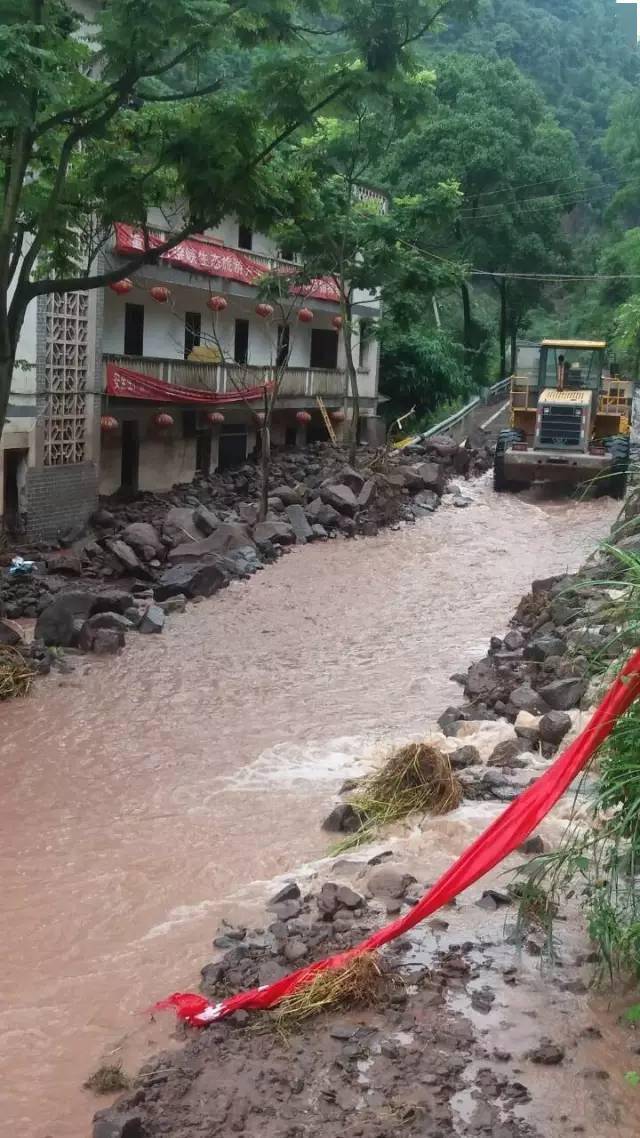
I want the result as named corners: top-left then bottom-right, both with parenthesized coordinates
top-left (0, 479), bottom-right (619, 1136)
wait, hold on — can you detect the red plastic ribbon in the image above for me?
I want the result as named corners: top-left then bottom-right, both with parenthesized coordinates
top-left (156, 649), bottom-right (640, 1026)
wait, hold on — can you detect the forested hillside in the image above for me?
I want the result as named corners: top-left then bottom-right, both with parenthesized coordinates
top-left (377, 0), bottom-right (640, 421)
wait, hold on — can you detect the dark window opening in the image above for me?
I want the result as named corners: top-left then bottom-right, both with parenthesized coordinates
top-left (2, 448), bottom-right (28, 535)
top-left (184, 311), bottom-right (201, 359)
top-left (196, 430), bottom-right (212, 474)
top-left (234, 318), bottom-right (249, 365)
top-left (218, 424), bottom-right (248, 470)
top-left (121, 420), bottom-right (140, 493)
top-left (124, 303), bottom-right (144, 356)
top-left (310, 328), bottom-right (339, 370)
top-left (183, 409), bottom-right (197, 439)
top-left (285, 426), bottom-right (297, 447)
top-left (238, 224), bottom-right (253, 251)
top-left (277, 324), bottom-right (291, 370)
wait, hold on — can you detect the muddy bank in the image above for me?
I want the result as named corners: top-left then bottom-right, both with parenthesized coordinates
top-left (90, 488), bottom-right (640, 1138)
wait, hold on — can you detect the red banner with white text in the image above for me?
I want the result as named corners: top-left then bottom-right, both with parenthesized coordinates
top-left (106, 363), bottom-right (268, 405)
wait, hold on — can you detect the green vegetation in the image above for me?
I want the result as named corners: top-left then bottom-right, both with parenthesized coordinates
top-left (84, 1063), bottom-right (130, 1095)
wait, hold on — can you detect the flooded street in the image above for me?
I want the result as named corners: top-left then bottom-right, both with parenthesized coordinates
top-left (0, 478), bottom-right (619, 1137)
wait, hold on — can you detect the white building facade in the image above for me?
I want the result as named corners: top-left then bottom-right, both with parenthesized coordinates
top-left (1, 213), bottom-right (383, 539)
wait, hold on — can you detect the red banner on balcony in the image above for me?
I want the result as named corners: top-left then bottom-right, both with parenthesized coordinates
top-left (106, 363), bottom-right (268, 405)
top-left (113, 224), bottom-right (341, 303)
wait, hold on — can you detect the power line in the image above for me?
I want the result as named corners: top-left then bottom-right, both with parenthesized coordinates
top-left (397, 237), bottom-right (640, 284)
top-left (456, 181), bottom-right (618, 221)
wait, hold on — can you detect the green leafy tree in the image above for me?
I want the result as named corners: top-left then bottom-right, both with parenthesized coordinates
top-left (0, 0), bottom-right (476, 442)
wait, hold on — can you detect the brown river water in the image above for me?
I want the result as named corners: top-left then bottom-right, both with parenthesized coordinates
top-left (0, 479), bottom-right (621, 1137)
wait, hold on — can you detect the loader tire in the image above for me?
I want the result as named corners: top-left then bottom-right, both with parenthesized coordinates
top-left (605, 434), bottom-right (631, 500)
top-left (494, 429), bottom-right (526, 493)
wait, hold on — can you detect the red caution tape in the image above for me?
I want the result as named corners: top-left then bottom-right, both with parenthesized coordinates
top-left (155, 650), bottom-right (640, 1026)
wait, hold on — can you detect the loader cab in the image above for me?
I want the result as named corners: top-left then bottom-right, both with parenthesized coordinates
top-left (538, 340), bottom-right (605, 395)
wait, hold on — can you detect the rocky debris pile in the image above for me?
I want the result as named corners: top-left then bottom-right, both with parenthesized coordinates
top-left (0, 439), bottom-right (490, 661)
top-left (437, 570), bottom-right (624, 730)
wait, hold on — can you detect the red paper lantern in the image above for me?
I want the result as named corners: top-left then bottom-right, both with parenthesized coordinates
top-left (255, 303), bottom-right (274, 319)
top-left (298, 307), bottom-right (314, 324)
top-left (109, 278), bottom-right (133, 296)
top-left (100, 414), bottom-right (119, 431)
top-left (330, 408), bottom-right (346, 423)
top-left (207, 411), bottom-right (225, 425)
top-left (296, 410), bottom-right (312, 424)
top-left (332, 315), bottom-right (343, 331)
top-left (150, 286), bottom-right (170, 303)
top-left (153, 411), bottom-right (174, 429)
top-left (207, 295), bottom-right (228, 312)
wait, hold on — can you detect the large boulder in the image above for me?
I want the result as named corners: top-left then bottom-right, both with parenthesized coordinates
top-left (337, 465), bottom-right (365, 494)
top-left (106, 539), bottom-right (141, 573)
top-left (306, 497), bottom-right (340, 528)
top-left (86, 612), bottom-right (133, 633)
top-left (162, 506), bottom-right (200, 547)
top-left (509, 683), bottom-right (550, 715)
top-left (120, 522), bottom-right (163, 559)
top-left (319, 484), bottom-right (358, 517)
top-left (285, 504), bottom-right (313, 545)
top-left (415, 461), bottom-right (446, 494)
top-left (525, 634), bottom-right (566, 661)
top-left (92, 628), bottom-right (125, 656)
top-left (193, 504), bottom-right (221, 536)
top-left (139, 604), bottom-right (165, 634)
top-left (537, 677), bottom-right (587, 711)
top-left (465, 656), bottom-right (500, 700)
top-left (253, 520), bottom-right (296, 546)
top-left (357, 479), bottom-right (377, 510)
top-left (90, 590), bottom-right (133, 616)
top-left (0, 617), bottom-right (24, 647)
top-left (539, 710), bottom-right (572, 745)
top-left (400, 466), bottom-right (429, 492)
top-left (270, 485), bottom-right (304, 507)
top-left (35, 591), bottom-right (97, 647)
top-left (423, 435), bottom-right (459, 461)
top-left (155, 560), bottom-right (229, 601)
top-left (168, 524), bottom-right (254, 563)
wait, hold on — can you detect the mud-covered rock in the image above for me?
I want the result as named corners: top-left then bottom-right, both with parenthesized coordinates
top-left (539, 710), bottom-right (572, 745)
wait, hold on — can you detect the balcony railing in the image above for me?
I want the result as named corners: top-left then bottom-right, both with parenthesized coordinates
top-left (103, 353), bottom-right (347, 400)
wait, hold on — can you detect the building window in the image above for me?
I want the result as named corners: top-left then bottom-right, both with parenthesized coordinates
top-left (238, 224), bottom-right (253, 251)
top-left (182, 409), bottom-right (197, 438)
top-left (358, 319), bottom-right (373, 370)
top-left (234, 318), bottom-right (249, 365)
top-left (310, 328), bottom-right (339, 370)
top-left (277, 324), bottom-right (290, 370)
top-left (124, 302), bottom-right (144, 356)
top-left (184, 311), bottom-right (201, 359)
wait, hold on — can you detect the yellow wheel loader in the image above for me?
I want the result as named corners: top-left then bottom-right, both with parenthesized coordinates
top-left (494, 339), bottom-right (634, 499)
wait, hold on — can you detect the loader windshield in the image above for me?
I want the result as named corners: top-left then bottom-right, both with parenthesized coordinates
top-left (539, 344), bottom-right (604, 393)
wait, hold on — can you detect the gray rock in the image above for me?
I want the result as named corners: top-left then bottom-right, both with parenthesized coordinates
top-left (193, 504), bottom-right (221, 536)
top-left (35, 591), bottom-right (97, 647)
top-left (450, 744), bottom-right (481, 770)
top-left (415, 461), bottom-right (446, 494)
top-left (270, 899), bottom-right (302, 921)
top-left (525, 634), bottom-right (566, 661)
top-left (510, 683), bottom-right (550, 715)
top-left (269, 882), bottom-right (301, 906)
top-left (412, 489), bottom-right (439, 512)
top-left (538, 677), bottom-right (587, 711)
top-left (270, 485), bottom-right (303, 506)
top-left (338, 464), bottom-right (365, 494)
top-left (285, 503), bottom-right (313, 544)
top-left (91, 590), bottom-right (132, 616)
top-left (322, 803), bottom-right (362, 833)
top-left (106, 539), bottom-right (141, 573)
top-left (157, 594), bottom-right (187, 614)
top-left (121, 522), bottom-right (163, 558)
top-left (514, 711), bottom-right (541, 743)
top-left (155, 561), bottom-right (228, 600)
top-left (466, 656), bottom-right (500, 699)
top-left (319, 483), bottom-right (358, 517)
top-left (504, 629), bottom-right (526, 651)
top-left (253, 520), bottom-right (296, 546)
top-left (528, 1041), bottom-right (565, 1065)
top-left (306, 497), bottom-right (340, 528)
top-left (367, 867), bottom-right (417, 899)
top-left (453, 494), bottom-right (472, 508)
top-left (357, 479), bottom-right (376, 509)
top-left (162, 506), bottom-right (200, 546)
top-left (168, 524), bottom-right (254, 562)
top-left (519, 835), bottom-right (546, 855)
top-left (539, 710), bottom-right (572, 745)
top-left (86, 611), bottom-right (133, 633)
top-left (488, 738), bottom-right (528, 767)
top-left (0, 617), bottom-right (24, 646)
top-left (284, 937), bottom-right (308, 963)
top-left (92, 628), bottom-right (124, 655)
top-left (335, 884), bottom-right (364, 910)
top-left (476, 889), bottom-right (512, 911)
top-left (238, 503), bottom-right (260, 525)
top-left (139, 604), bottom-right (165, 634)
top-left (311, 523), bottom-right (328, 541)
top-left (93, 1112), bottom-right (145, 1138)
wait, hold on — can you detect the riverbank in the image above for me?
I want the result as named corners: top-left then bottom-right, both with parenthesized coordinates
top-left (86, 486), bottom-right (640, 1138)
top-left (0, 481), bottom-right (618, 1136)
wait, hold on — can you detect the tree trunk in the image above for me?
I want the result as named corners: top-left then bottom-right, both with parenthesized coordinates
top-left (258, 386), bottom-right (272, 522)
top-left (341, 295), bottom-right (360, 466)
top-left (460, 281), bottom-right (472, 359)
top-left (499, 278), bottom-right (507, 380)
top-left (509, 324), bottom-right (518, 376)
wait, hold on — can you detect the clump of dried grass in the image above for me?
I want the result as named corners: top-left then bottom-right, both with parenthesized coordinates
top-left (83, 1063), bottom-right (130, 1094)
top-left (273, 953), bottom-right (387, 1030)
top-left (338, 742), bottom-right (463, 850)
top-left (0, 646), bottom-right (34, 701)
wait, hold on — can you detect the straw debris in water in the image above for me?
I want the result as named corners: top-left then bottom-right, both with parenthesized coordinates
top-left (0, 646), bottom-right (34, 701)
top-left (273, 953), bottom-right (387, 1030)
top-left (339, 742), bottom-right (463, 848)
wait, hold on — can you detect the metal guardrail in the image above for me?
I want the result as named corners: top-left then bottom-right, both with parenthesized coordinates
top-left (421, 377), bottom-right (510, 439)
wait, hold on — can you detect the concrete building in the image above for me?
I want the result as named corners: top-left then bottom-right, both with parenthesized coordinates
top-left (2, 211), bottom-right (383, 540)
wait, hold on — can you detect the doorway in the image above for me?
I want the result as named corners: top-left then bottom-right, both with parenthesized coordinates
top-left (120, 420), bottom-right (140, 493)
top-left (218, 425), bottom-right (248, 470)
top-left (196, 430), bottom-right (212, 475)
top-left (2, 448), bottom-right (28, 534)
